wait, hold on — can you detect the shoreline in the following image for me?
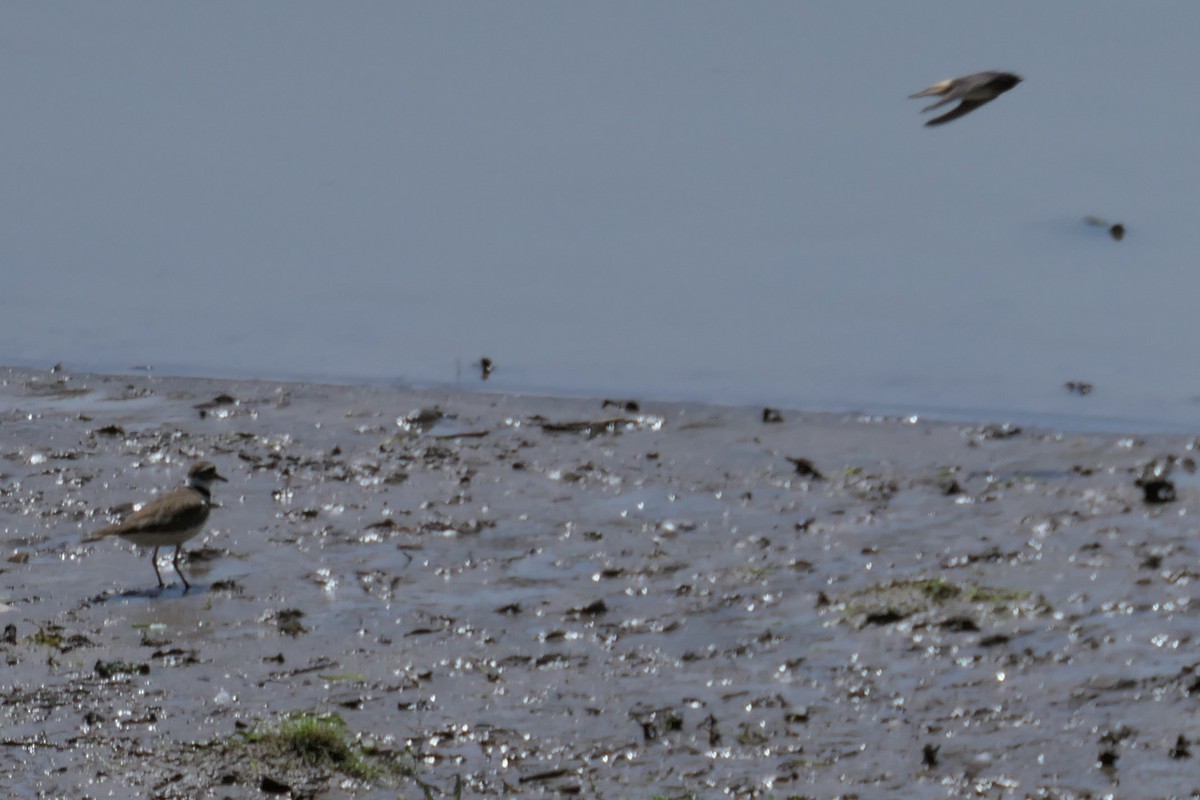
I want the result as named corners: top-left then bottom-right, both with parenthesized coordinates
top-left (1, 365), bottom-right (1196, 796)
top-left (5, 360), bottom-right (1194, 437)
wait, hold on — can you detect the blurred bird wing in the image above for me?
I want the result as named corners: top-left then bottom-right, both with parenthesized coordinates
top-left (920, 95), bottom-right (957, 112)
top-left (925, 98), bottom-right (992, 127)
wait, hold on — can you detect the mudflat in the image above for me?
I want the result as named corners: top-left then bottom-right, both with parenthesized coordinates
top-left (1, 366), bottom-right (1197, 798)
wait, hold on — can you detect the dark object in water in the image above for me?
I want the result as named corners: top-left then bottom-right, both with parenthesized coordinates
top-left (1065, 381), bottom-right (1093, 396)
top-left (194, 393), bottom-right (237, 411)
top-left (1138, 478), bottom-right (1176, 504)
top-left (785, 457), bottom-right (824, 480)
top-left (762, 407), bottom-right (784, 424)
top-left (975, 422), bottom-right (1021, 440)
top-left (1134, 454), bottom-right (1192, 505)
top-left (602, 398), bottom-right (640, 413)
top-left (260, 775), bottom-right (292, 794)
top-left (1171, 735), bottom-right (1192, 760)
top-left (938, 477), bottom-right (963, 496)
top-left (1084, 216), bottom-right (1125, 241)
top-left (478, 357), bottom-right (494, 380)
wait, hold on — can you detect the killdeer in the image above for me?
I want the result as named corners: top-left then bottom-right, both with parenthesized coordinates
top-left (85, 461), bottom-right (228, 590)
top-left (910, 71), bottom-right (1021, 127)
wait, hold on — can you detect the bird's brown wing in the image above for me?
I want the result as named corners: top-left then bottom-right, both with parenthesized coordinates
top-left (925, 98), bottom-right (995, 127)
top-left (85, 488), bottom-right (208, 539)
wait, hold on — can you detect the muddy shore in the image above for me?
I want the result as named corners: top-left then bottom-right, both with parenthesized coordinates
top-left (2, 366), bottom-right (1200, 798)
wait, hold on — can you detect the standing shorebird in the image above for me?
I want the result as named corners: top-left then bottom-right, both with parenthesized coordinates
top-left (85, 461), bottom-right (227, 591)
top-left (910, 71), bottom-right (1022, 127)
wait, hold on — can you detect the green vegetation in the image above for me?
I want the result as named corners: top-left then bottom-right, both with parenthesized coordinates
top-left (237, 711), bottom-right (404, 783)
top-left (273, 713), bottom-right (373, 777)
top-left (837, 575), bottom-right (1048, 628)
top-left (317, 672), bottom-right (367, 683)
top-left (962, 584), bottom-right (1031, 605)
top-left (27, 627), bottom-right (63, 649)
top-left (914, 576), bottom-right (959, 602)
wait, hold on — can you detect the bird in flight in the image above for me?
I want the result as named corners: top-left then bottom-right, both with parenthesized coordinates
top-left (910, 71), bottom-right (1021, 127)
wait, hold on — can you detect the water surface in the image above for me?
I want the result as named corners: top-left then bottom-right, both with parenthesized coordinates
top-left (4, 3), bottom-right (1199, 430)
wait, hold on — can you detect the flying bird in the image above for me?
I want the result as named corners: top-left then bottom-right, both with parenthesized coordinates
top-left (910, 71), bottom-right (1021, 127)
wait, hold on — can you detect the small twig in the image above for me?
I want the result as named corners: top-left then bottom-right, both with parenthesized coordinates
top-left (430, 431), bottom-right (490, 440)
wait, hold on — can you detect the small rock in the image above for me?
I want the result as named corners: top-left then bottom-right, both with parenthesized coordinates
top-left (863, 609), bottom-right (908, 626)
top-left (938, 477), bottom-right (963, 496)
top-left (92, 424), bottom-right (126, 436)
top-left (94, 660), bottom-right (150, 679)
top-left (568, 599), bottom-right (608, 617)
top-left (273, 609), bottom-right (308, 637)
top-left (975, 423), bottom-right (1021, 440)
top-left (938, 615), bottom-right (980, 632)
top-left (785, 457), bottom-right (824, 480)
top-left (193, 393), bottom-right (237, 411)
top-left (1170, 735), bottom-right (1192, 759)
top-left (1139, 478), bottom-right (1176, 504)
top-left (260, 775), bottom-right (291, 794)
top-left (1139, 553), bottom-right (1163, 570)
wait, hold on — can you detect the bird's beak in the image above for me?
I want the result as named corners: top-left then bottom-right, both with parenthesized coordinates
top-left (214, 471), bottom-right (229, 482)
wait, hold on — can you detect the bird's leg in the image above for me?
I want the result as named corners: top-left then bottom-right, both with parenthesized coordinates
top-left (173, 545), bottom-right (191, 591)
top-left (151, 546), bottom-right (165, 588)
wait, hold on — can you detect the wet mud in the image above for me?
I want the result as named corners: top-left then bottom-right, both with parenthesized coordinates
top-left (2, 367), bottom-right (1200, 798)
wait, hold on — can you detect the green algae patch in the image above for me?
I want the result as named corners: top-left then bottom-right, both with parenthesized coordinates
top-left (837, 576), bottom-right (1049, 629)
top-left (231, 711), bottom-right (413, 786)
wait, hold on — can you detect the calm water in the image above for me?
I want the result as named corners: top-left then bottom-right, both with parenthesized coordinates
top-left (4, 3), bottom-right (1200, 431)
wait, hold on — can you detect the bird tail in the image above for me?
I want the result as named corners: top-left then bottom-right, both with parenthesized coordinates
top-left (83, 525), bottom-right (120, 542)
top-left (908, 80), bottom-right (951, 99)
